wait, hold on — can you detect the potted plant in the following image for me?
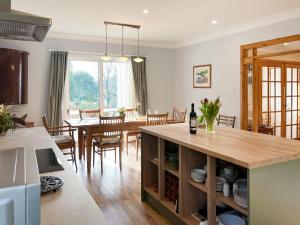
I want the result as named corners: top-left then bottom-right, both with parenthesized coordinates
top-left (117, 107), bottom-right (126, 116)
top-left (0, 105), bottom-right (14, 136)
top-left (198, 97), bottom-right (221, 133)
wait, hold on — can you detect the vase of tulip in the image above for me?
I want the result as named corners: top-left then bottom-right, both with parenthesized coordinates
top-left (198, 97), bottom-right (221, 134)
top-left (117, 107), bottom-right (126, 116)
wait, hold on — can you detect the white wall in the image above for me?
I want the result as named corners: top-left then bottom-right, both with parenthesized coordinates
top-left (0, 38), bottom-right (174, 125)
top-left (1, 17), bottom-right (300, 127)
top-left (173, 18), bottom-right (300, 127)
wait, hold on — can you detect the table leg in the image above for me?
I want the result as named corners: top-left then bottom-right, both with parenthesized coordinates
top-left (78, 127), bottom-right (84, 160)
top-left (86, 128), bottom-right (93, 172)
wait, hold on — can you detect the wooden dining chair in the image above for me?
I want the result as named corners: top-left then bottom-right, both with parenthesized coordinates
top-left (125, 108), bottom-right (137, 118)
top-left (147, 113), bottom-right (169, 126)
top-left (42, 113), bottom-right (77, 172)
top-left (124, 108), bottom-right (140, 160)
top-left (136, 113), bottom-right (169, 160)
top-left (217, 114), bottom-right (236, 128)
top-left (172, 107), bottom-right (187, 123)
top-left (79, 109), bottom-right (101, 119)
top-left (79, 109), bottom-right (102, 156)
top-left (92, 115), bottom-right (125, 174)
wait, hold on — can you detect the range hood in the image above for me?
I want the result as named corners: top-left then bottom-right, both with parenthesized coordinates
top-left (0, 0), bottom-right (52, 42)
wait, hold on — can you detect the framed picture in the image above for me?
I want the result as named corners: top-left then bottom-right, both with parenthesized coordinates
top-left (193, 64), bottom-right (211, 88)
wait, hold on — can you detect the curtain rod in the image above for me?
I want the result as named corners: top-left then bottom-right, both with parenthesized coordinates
top-left (48, 49), bottom-right (148, 57)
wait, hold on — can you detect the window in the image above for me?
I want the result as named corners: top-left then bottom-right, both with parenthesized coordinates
top-left (63, 55), bottom-right (136, 119)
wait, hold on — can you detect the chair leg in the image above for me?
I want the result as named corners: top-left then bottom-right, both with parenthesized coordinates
top-left (136, 136), bottom-right (139, 161)
top-left (93, 144), bottom-right (95, 167)
top-left (70, 147), bottom-right (74, 161)
top-left (73, 147), bottom-right (78, 172)
top-left (82, 138), bottom-right (86, 160)
top-left (126, 134), bottom-right (129, 155)
top-left (119, 144), bottom-right (122, 171)
top-left (100, 148), bottom-right (103, 174)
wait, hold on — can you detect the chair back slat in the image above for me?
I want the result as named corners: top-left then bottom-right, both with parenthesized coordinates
top-left (42, 113), bottom-right (49, 131)
top-left (99, 115), bottom-right (125, 140)
top-left (125, 108), bottom-right (137, 118)
top-left (79, 109), bottom-right (101, 119)
top-left (147, 113), bottom-right (168, 126)
top-left (217, 114), bottom-right (236, 128)
top-left (173, 107), bottom-right (187, 122)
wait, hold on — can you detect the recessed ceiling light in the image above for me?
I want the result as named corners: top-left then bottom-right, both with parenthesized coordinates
top-left (283, 42), bottom-right (288, 46)
top-left (143, 9), bottom-right (149, 14)
top-left (211, 20), bottom-right (218, 25)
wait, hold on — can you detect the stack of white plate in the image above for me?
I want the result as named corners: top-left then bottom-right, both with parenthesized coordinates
top-left (216, 177), bottom-right (226, 192)
top-left (191, 168), bottom-right (207, 183)
top-left (234, 187), bottom-right (248, 209)
top-left (235, 178), bottom-right (247, 188)
top-left (218, 214), bottom-right (246, 225)
top-left (219, 169), bottom-right (239, 183)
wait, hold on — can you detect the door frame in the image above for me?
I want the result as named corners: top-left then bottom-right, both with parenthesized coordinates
top-left (240, 34), bottom-right (300, 131)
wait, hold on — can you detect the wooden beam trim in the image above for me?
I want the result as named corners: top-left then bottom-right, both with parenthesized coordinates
top-left (245, 49), bottom-right (300, 60)
top-left (241, 34), bottom-right (300, 49)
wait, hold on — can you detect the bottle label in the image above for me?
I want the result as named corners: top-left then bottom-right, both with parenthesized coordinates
top-left (191, 118), bottom-right (197, 127)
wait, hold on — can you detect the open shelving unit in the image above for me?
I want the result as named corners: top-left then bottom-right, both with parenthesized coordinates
top-left (141, 133), bottom-right (248, 225)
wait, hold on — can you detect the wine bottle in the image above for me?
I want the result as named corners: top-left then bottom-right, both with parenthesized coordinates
top-left (189, 103), bottom-right (197, 134)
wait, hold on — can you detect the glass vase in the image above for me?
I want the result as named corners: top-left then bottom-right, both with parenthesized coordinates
top-left (205, 120), bottom-right (216, 134)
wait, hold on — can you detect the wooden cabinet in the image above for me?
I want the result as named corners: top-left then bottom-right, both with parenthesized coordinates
top-left (0, 48), bottom-right (29, 105)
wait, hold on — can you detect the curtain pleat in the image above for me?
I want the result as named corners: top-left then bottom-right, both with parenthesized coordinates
top-left (131, 57), bottom-right (148, 115)
top-left (47, 51), bottom-right (68, 127)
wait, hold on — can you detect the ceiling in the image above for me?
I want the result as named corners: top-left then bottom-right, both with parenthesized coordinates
top-left (12, 0), bottom-right (300, 48)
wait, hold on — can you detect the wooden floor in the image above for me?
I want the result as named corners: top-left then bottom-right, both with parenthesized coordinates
top-left (72, 143), bottom-right (171, 225)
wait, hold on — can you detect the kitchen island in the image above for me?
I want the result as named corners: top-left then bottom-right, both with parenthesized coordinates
top-left (141, 123), bottom-right (300, 225)
top-left (0, 127), bottom-right (109, 225)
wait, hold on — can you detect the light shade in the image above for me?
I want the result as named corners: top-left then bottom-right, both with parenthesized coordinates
top-left (101, 55), bottom-right (112, 61)
top-left (119, 56), bottom-right (129, 61)
top-left (133, 57), bottom-right (144, 63)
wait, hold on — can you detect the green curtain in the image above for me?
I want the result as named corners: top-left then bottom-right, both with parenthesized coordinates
top-left (131, 57), bottom-right (148, 115)
top-left (47, 51), bottom-right (68, 127)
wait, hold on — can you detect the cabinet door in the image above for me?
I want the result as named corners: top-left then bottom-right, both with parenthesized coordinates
top-left (0, 48), bottom-right (28, 105)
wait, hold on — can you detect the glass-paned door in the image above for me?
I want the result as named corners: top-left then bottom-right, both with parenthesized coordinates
top-left (285, 64), bottom-right (300, 139)
top-left (259, 61), bottom-right (300, 139)
top-left (260, 63), bottom-right (283, 137)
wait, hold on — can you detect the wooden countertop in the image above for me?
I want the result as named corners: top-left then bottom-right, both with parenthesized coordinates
top-left (0, 127), bottom-right (109, 225)
top-left (140, 123), bottom-right (300, 169)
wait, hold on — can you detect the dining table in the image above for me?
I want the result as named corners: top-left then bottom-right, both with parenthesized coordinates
top-left (65, 116), bottom-right (177, 172)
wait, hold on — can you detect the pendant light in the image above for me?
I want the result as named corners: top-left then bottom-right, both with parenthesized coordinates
top-left (133, 28), bottom-right (144, 63)
top-left (119, 26), bottom-right (128, 61)
top-left (101, 23), bottom-right (112, 61)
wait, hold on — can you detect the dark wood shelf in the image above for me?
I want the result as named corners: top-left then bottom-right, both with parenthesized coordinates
top-left (161, 199), bottom-right (178, 215)
top-left (144, 186), bottom-right (159, 200)
top-left (165, 167), bottom-right (179, 177)
top-left (182, 216), bottom-right (199, 225)
top-left (183, 213), bottom-right (207, 225)
top-left (149, 158), bottom-right (159, 166)
top-left (216, 193), bottom-right (248, 215)
top-left (188, 179), bottom-right (207, 193)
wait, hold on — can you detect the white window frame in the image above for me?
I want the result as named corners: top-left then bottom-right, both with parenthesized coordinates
top-left (65, 53), bottom-right (136, 117)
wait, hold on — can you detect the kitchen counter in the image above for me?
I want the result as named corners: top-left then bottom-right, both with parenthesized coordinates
top-left (141, 123), bottom-right (300, 225)
top-left (141, 123), bottom-right (300, 169)
top-left (0, 127), bottom-right (109, 225)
